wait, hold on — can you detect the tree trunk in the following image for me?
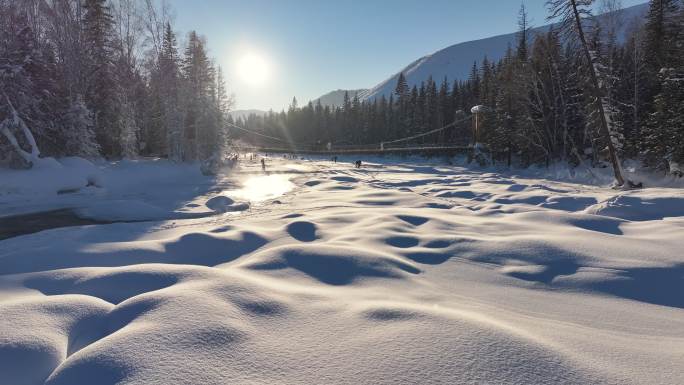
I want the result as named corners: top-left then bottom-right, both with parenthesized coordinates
top-left (569, 0), bottom-right (626, 186)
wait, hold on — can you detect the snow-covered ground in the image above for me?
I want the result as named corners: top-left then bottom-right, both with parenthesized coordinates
top-left (1, 156), bottom-right (683, 384)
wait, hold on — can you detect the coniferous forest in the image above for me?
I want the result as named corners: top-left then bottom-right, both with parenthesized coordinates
top-left (1, 0), bottom-right (230, 167)
top-left (1, 0), bottom-right (683, 181)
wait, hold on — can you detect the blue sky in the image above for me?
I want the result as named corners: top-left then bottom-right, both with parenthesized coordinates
top-left (169, 0), bottom-right (645, 111)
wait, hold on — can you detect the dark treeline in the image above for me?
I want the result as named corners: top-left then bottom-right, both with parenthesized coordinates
top-left (237, 0), bottom-right (683, 180)
top-left (1, 0), bottom-right (230, 167)
top-left (234, 73), bottom-right (473, 149)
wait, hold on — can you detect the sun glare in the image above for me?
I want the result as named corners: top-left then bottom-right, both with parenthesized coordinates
top-left (237, 52), bottom-right (270, 86)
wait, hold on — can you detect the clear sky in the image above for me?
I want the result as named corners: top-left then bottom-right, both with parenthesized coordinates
top-left (168, 0), bottom-right (646, 111)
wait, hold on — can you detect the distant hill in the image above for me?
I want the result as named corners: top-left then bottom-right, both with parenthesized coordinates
top-left (363, 3), bottom-right (649, 101)
top-left (311, 89), bottom-right (369, 108)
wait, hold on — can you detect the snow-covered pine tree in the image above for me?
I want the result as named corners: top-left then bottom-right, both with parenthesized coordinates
top-left (593, 0), bottom-right (627, 160)
top-left (468, 62), bottom-right (481, 103)
top-left (644, 67), bottom-right (684, 174)
top-left (215, 66), bottom-right (232, 157)
top-left (480, 56), bottom-right (494, 108)
top-left (425, 76), bottom-right (439, 133)
top-left (83, 0), bottom-right (120, 158)
top-left (407, 85), bottom-right (418, 137)
top-left (351, 93), bottom-right (361, 144)
top-left (181, 31), bottom-right (214, 161)
top-left (491, 45), bottom-right (517, 165)
top-left (517, 3), bottom-right (530, 62)
top-left (61, 95), bottom-right (99, 158)
top-left (159, 22), bottom-right (183, 161)
top-left (393, 73), bottom-right (409, 138)
top-left (642, 0), bottom-right (683, 174)
top-left (437, 77), bottom-right (451, 137)
top-left (394, 72), bottom-right (409, 100)
top-left (614, 24), bottom-right (648, 158)
top-left (643, 0), bottom-right (680, 79)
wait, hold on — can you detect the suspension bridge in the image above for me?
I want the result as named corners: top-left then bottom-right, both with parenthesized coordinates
top-left (226, 114), bottom-right (482, 157)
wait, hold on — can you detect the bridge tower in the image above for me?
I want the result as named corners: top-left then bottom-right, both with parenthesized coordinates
top-left (470, 105), bottom-right (486, 145)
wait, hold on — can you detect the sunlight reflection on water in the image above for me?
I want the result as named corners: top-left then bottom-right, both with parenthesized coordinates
top-left (230, 174), bottom-right (294, 202)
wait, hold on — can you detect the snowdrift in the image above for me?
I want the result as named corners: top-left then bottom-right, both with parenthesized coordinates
top-left (1, 156), bottom-right (683, 384)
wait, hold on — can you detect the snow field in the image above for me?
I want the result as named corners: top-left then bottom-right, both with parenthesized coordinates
top-left (1, 156), bottom-right (683, 384)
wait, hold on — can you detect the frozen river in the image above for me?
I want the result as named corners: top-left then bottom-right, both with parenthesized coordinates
top-left (1, 155), bottom-right (683, 384)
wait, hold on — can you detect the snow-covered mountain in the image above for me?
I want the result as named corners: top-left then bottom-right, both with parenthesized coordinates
top-left (311, 89), bottom-right (369, 108)
top-left (363, 3), bottom-right (649, 101)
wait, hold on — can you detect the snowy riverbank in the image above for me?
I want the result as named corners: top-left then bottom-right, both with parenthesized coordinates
top-left (1, 156), bottom-right (683, 384)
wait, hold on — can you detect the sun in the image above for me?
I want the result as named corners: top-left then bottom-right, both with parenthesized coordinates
top-left (237, 52), bottom-right (270, 86)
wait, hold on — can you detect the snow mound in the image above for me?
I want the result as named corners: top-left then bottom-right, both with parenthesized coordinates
top-left (205, 195), bottom-right (249, 213)
top-left (205, 195), bottom-right (234, 209)
top-left (285, 220), bottom-right (319, 242)
top-left (24, 266), bottom-right (182, 304)
top-left (239, 244), bottom-right (420, 285)
top-left (395, 215), bottom-right (430, 226)
top-left (0, 229), bottom-right (269, 275)
top-left (0, 296), bottom-right (111, 385)
top-left (585, 193), bottom-right (684, 221)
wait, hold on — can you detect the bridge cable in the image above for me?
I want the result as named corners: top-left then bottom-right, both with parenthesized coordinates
top-left (381, 115), bottom-right (471, 146)
top-left (224, 122), bottom-right (300, 145)
top-left (226, 114), bottom-right (472, 150)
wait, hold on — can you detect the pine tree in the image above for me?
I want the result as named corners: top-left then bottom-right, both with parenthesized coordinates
top-left (394, 73), bottom-right (410, 137)
top-left (83, 0), bottom-right (119, 158)
top-left (643, 68), bottom-right (684, 172)
top-left (159, 22), bottom-right (183, 160)
top-left (643, 0), bottom-right (680, 74)
top-left (437, 77), bottom-right (450, 131)
top-left (517, 4), bottom-right (530, 62)
top-left (181, 31), bottom-right (215, 161)
top-left (642, 0), bottom-right (684, 173)
top-left (615, 25), bottom-right (648, 158)
top-left (469, 62), bottom-right (481, 103)
top-left (215, 66), bottom-right (231, 154)
top-left (61, 95), bottom-right (99, 157)
top-left (394, 72), bottom-right (409, 99)
top-left (491, 45), bottom-right (517, 165)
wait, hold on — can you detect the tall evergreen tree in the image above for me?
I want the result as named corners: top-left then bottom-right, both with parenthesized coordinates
top-left (517, 3), bottom-right (530, 62)
top-left (83, 0), bottom-right (119, 157)
top-left (181, 31), bottom-right (215, 161)
top-left (394, 72), bottom-right (409, 99)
